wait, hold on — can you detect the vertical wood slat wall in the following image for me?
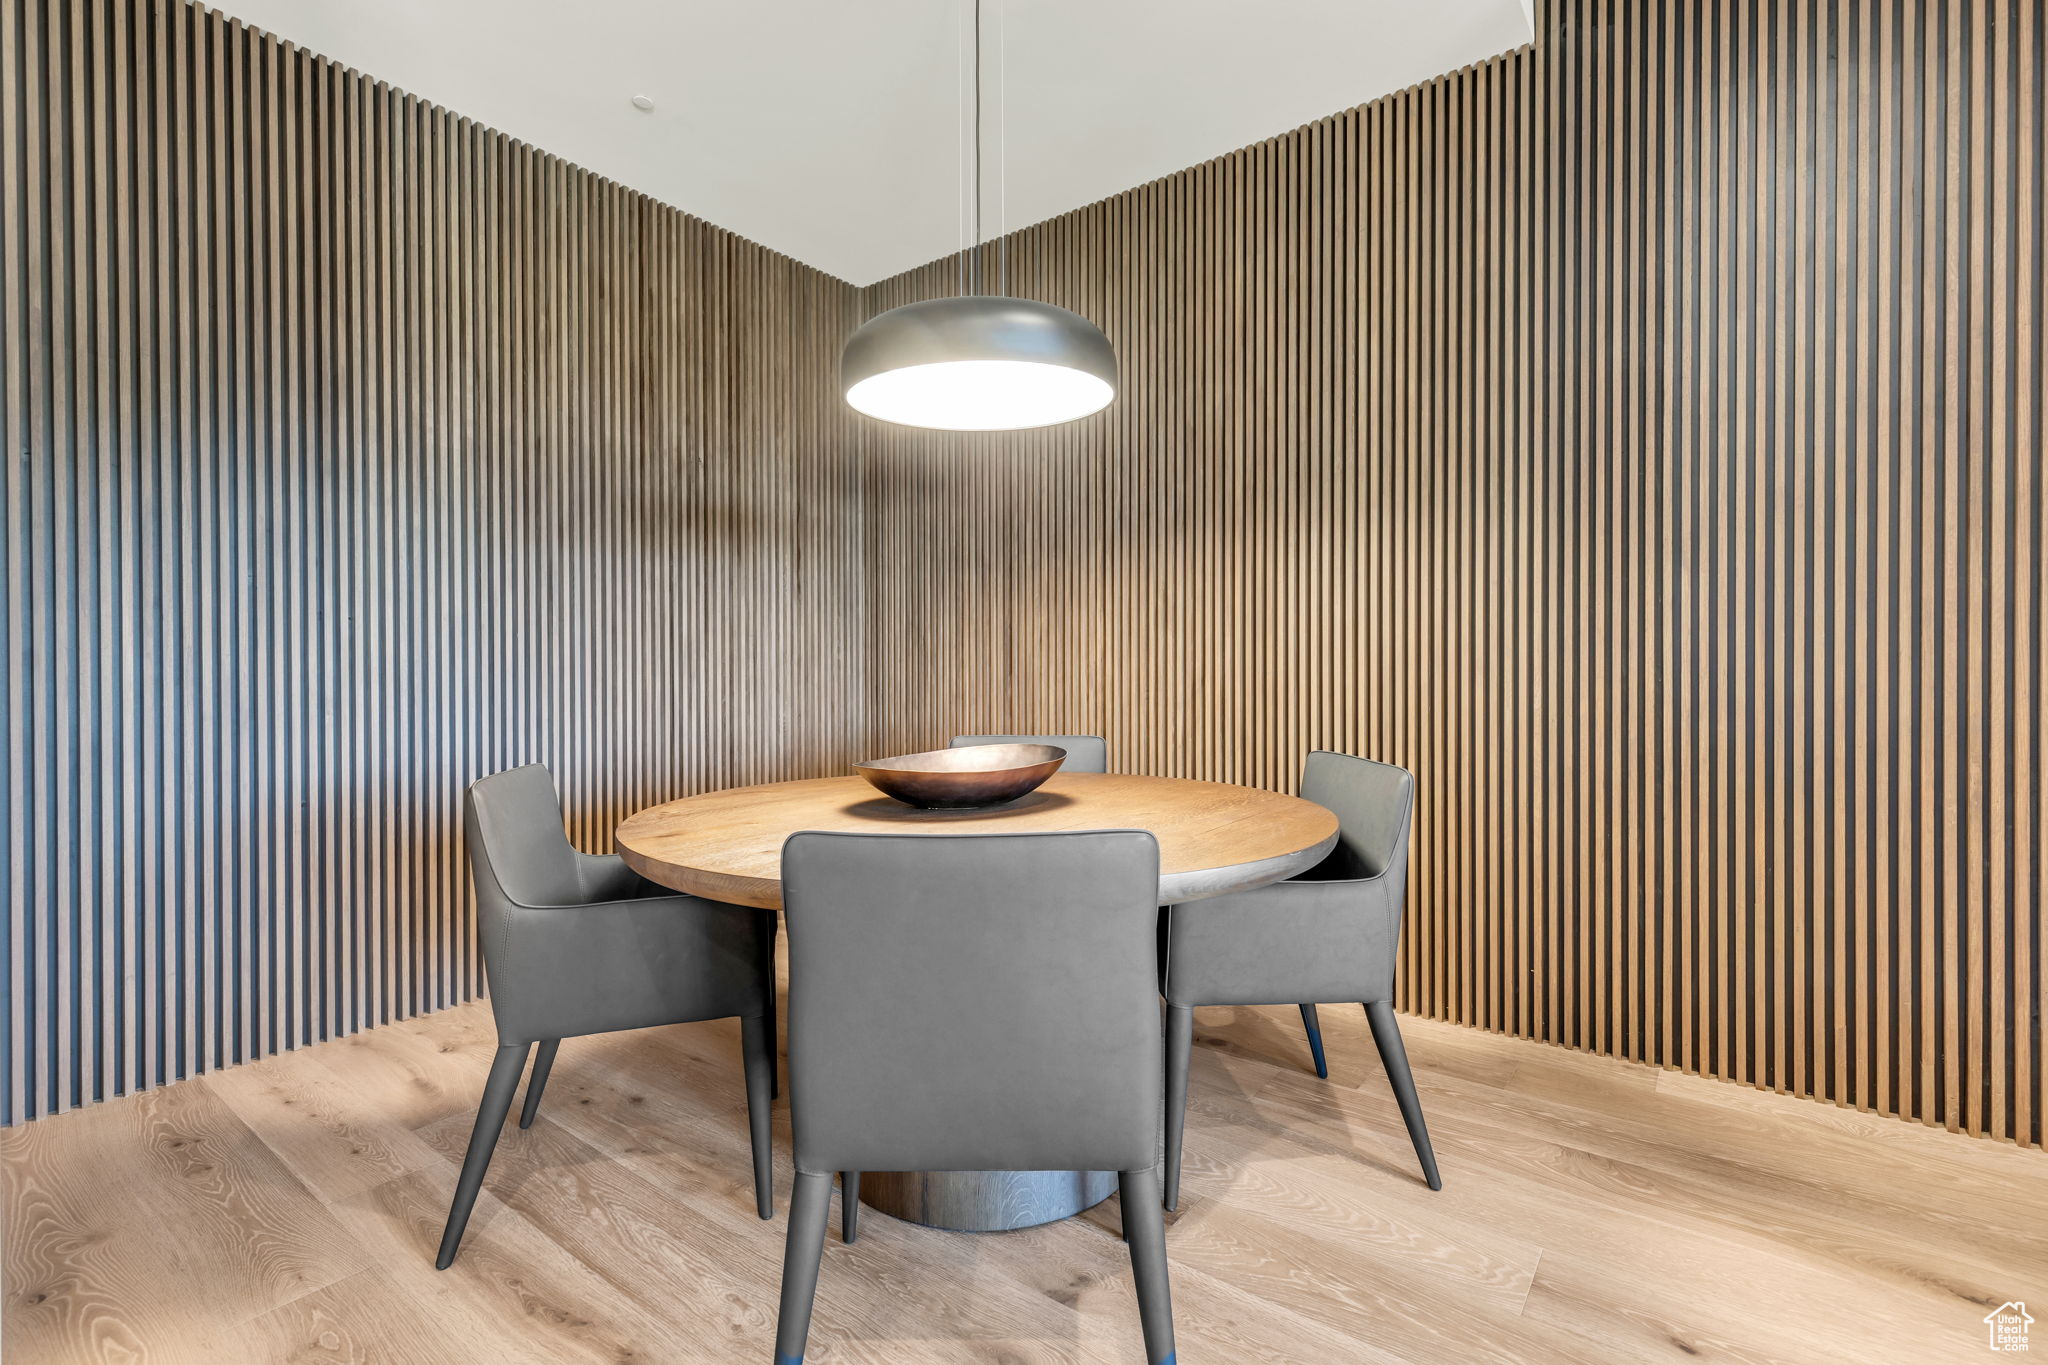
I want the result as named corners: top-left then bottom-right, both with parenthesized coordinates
top-left (5, 0), bottom-right (2044, 1153)
top-left (0, 0), bottom-right (866, 1124)
top-left (861, 0), bottom-right (2046, 1145)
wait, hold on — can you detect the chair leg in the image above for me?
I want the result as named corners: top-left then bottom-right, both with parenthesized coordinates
top-left (741, 1014), bottom-right (776, 1219)
top-left (1365, 1000), bottom-right (1443, 1190)
top-left (1163, 1004), bottom-right (1193, 1212)
top-left (1298, 1003), bottom-right (1329, 1079)
top-left (1118, 1167), bottom-right (1177, 1365)
top-left (436, 1041), bottom-right (530, 1269)
top-left (840, 1171), bottom-right (860, 1243)
top-left (774, 1170), bottom-right (834, 1365)
top-left (519, 1038), bottom-right (560, 1129)
top-left (761, 910), bottom-right (781, 1101)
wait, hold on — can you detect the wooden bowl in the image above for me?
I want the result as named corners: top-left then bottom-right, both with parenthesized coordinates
top-left (852, 743), bottom-right (1067, 810)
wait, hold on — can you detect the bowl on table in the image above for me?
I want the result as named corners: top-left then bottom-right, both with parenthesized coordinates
top-left (852, 743), bottom-right (1068, 810)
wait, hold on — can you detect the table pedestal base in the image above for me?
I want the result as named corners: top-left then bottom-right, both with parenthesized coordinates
top-left (859, 1169), bottom-right (1118, 1231)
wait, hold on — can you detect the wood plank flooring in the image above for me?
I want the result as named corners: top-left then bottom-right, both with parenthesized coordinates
top-left (5, 978), bottom-right (2045, 1363)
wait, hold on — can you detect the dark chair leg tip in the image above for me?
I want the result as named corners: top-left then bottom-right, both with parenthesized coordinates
top-left (776, 1171), bottom-right (833, 1365)
top-left (438, 1042), bottom-right (529, 1273)
top-left (1299, 1004), bottom-right (1330, 1080)
top-left (742, 1015), bottom-right (777, 1228)
top-left (1364, 1001), bottom-right (1441, 1199)
top-left (1119, 1168), bottom-right (1176, 1364)
top-left (518, 1039), bottom-right (560, 1130)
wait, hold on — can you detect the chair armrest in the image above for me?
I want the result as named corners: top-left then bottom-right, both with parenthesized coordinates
top-left (1162, 875), bottom-right (1400, 1007)
top-left (1284, 847), bottom-right (1399, 888)
top-left (576, 849), bottom-right (660, 901)
top-left (1194, 875), bottom-right (1363, 910)
top-left (486, 892), bottom-right (771, 1044)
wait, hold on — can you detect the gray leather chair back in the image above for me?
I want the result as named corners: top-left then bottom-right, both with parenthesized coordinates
top-left (950, 733), bottom-right (1108, 774)
top-left (1300, 749), bottom-right (1415, 887)
top-left (467, 764), bottom-right (591, 912)
top-left (780, 829), bottom-right (1161, 1175)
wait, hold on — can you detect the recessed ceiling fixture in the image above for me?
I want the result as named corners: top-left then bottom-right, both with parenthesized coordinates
top-left (842, 0), bottom-right (1116, 432)
top-left (630, 94), bottom-right (655, 112)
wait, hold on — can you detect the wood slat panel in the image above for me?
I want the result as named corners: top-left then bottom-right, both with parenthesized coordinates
top-left (859, 0), bottom-right (2047, 1146)
top-left (0, 0), bottom-right (866, 1124)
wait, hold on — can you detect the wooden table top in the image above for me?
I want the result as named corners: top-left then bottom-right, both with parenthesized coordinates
top-left (615, 772), bottom-right (1340, 910)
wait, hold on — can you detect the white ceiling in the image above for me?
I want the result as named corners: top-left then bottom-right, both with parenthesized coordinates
top-left (212, 1), bottom-right (1533, 286)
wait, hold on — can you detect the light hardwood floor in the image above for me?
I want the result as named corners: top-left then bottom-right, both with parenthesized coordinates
top-left (5, 983), bottom-right (2044, 1363)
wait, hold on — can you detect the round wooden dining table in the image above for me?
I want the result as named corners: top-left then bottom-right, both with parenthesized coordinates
top-left (614, 770), bottom-right (1338, 1232)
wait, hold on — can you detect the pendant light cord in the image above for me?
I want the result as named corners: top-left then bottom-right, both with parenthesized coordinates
top-left (972, 0), bottom-right (983, 294)
top-left (956, 0), bottom-right (967, 297)
top-left (998, 0), bottom-right (1007, 297)
top-left (955, 0), bottom-right (1002, 299)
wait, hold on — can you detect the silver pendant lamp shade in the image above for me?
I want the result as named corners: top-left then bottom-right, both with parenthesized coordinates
top-left (842, 0), bottom-right (1117, 432)
top-left (842, 295), bottom-right (1117, 431)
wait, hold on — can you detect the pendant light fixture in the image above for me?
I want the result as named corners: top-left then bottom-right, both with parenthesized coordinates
top-left (841, 0), bottom-right (1117, 431)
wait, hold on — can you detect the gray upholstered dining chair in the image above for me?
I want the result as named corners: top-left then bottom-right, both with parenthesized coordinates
top-left (437, 764), bottom-right (777, 1269)
top-left (950, 732), bottom-right (1108, 773)
top-left (772, 829), bottom-right (1175, 1365)
top-left (1159, 750), bottom-right (1440, 1209)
